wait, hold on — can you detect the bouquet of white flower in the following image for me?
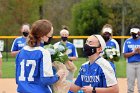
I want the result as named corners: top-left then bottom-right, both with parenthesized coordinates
top-left (44, 43), bottom-right (69, 63)
top-left (44, 43), bottom-right (76, 93)
top-left (103, 47), bottom-right (120, 62)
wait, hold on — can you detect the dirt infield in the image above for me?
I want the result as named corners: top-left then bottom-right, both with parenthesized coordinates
top-left (0, 78), bottom-right (138, 93)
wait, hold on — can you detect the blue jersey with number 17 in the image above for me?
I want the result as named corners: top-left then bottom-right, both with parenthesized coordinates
top-left (16, 46), bottom-right (59, 93)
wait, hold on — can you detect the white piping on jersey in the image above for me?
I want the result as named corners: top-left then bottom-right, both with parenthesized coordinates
top-left (11, 36), bottom-right (23, 51)
top-left (95, 57), bottom-right (117, 87)
top-left (23, 46), bottom-right (54, 77)
top-left (111, 38), bottom-right (120, 52)
top-left (48, 85), bottom-right (52, 93)
top-left (81, 61), bottom-right (89, 66)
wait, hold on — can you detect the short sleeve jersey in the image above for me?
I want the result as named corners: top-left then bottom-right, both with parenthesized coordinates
top-left (11, 36), bottom-right (26, 51)
top-left (16, 46), bottom-right (59, 93)
top-left (106, 39), bottom-right (120, 52)
top-left (75, 57), bottom-right (117, 88)
top-left (123, 37), bottom-right (140, 63)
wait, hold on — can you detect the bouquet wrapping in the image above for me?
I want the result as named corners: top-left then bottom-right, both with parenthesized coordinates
top-left (52, 61), bottom-right (71, 93)
top-left (65, 61), bottom-right (77, 72)
top-left (103, 47), bottom-right (120, 62)
top-left (44, 43), bottom-right (76, 93)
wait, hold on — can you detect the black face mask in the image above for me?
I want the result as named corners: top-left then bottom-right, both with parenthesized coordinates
top-left (131, 33), bottom-right (139, 39)
top-left (61, 37), bottom-right (68, 42)
top-left (23, 32), bottom-right (29, 37)
top-left (102, 34), bottom-right (111, 42)
top-left (83, 44), bottom-right (99, 57)
top-left (44, 37), bottom-right (53, 45)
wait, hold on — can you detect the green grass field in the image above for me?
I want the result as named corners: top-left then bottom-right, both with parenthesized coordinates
top-left (1, 57), bottom-right (126, 78)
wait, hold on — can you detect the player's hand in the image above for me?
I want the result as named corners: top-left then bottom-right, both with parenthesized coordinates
top-left (133, 48), bottom-right (139, 54)
top-left (137, 48), bottom-right (140, 54)
top-left (56, 70), bottom-right (65, 80)
top-left (81, 86), bottom-right (93, 93)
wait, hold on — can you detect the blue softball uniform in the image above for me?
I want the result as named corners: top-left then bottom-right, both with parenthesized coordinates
top-left (75, 57), bottom-right (117, 88)
top-left (123, 37), bottom-right (140, 63)
top-left (54, 41), bottom-right (78, 57)
top-left (106, 39), bottom-right (120, 51)
top-left (11, 36), bottom-right (27, 51)
top-left (16, 46), bottom-right (59, 93)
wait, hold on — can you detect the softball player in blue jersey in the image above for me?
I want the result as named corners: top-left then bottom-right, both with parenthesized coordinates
top-left (70, 35), bottom-right (119, 93)
top-left (16, 20), bottom-right (65, 93)
top-left (123, 26), bottom-right (140, 93)
top-left (101, 24), bottom-right (120, 61)
top-left (54, 26), bottom-right (78, 82)
top-left (11, 24), bottom-right (30, 56)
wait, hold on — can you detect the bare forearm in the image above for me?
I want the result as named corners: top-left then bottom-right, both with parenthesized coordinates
top-left (81, 84), bottom-right (119, 93)
top-left (70, 83), bottom-right (81, 92)
top-left (11, 51), bottom-right (20, 56)
top-left (69, 57), bottom-right (78, 61)
top-left (123, 52), bottom-right (135, 58)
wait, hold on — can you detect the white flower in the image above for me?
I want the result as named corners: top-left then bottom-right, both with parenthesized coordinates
top-left (57, 45), bottom-right (65, 52)
top-left (112, 48), bottom-right (116, 55)
top-left (44, 44), bottom-right (69, 64)
top-left (117, 52), bottom-right (120, 56)
top-left (109, 55), bottom-right (113, 59)
top-left (46, 48), bottom-right (56, 55)
top-left (66, 49), bottom-right (72, 55)
top-left (103, 47), bottom-right (120, 62)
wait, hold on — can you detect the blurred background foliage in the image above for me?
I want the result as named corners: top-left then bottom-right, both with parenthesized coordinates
top-left (0, 0), bottom-right (139, 36)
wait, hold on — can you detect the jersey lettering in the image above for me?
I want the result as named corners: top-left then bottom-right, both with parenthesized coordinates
top-left (81, 75), bottom-right (100, 82)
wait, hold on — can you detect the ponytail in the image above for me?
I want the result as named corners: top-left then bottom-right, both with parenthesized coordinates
top-left (27, 34), bottom-right (41, 47)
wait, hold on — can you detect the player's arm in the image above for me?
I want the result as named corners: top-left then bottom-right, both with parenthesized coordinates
top-left (81, 84), bottom-right (119, 93)
top-left (70, 83), bottom-right (81, 92)
top-left (69, 56), bottom-right (77, 61)
top-left (122, 40), bottom-right (136, 58)
top-left (0, 53), bottom-right (2, 78)
top-left (123, 52), bottom-right (135, 58)
top-left (68, 45), bottom-right (78, 61)
top-left (11, 51), bottom-right (20, 57)
top-left (123, 47), bottom-right (140, 58)
top-left (11, 39), bottom-right (19, 56)
top-left (40, 70), bottom-right (65, 85)
top-left (69, 67), bottom-right (82, 92)
top-left (40, 50), bottom-right (65, 85)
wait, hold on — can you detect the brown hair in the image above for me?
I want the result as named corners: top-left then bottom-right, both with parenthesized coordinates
top-left (62, 25), bottom-right (68, 30)
top-left (27, 19), bottom-right (52, 47)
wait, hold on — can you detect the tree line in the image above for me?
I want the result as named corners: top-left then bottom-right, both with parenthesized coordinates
top-left (0, 0), bottom-right (140, 36)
